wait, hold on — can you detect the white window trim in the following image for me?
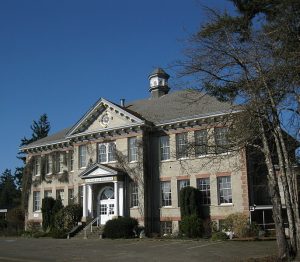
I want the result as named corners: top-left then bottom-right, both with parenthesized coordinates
top-left (128, 137), bottom-right (138, 163)
top-left (98, 142), bottom-right (117, 164)
top-left (79, 145), bottom-right (87, 169)
top-left (161, 181), bottom-right (172, 207)
top-left (159, 136), bottom-right (170, 161)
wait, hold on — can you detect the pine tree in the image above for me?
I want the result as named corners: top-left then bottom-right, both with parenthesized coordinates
top-left (16, 114), bottom-right (50, 188)
top-left (0, 169), bottom-right (20, 209)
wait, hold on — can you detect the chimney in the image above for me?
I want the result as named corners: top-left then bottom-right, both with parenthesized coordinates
top-left (120, 98), bottom-right (125, 107)
top-left (148, 68), bottom-right (170, 99)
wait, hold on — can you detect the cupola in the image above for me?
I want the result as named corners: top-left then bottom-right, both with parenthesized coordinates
top-left (148, 68), bottom-right (170, 99)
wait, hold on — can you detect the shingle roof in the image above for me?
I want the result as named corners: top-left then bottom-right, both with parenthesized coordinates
top-left (22, 127), bottom-right (72, 149)
top-left (23, 89), bottom-right (233, 149)
top-left (126, 89), bottom-right (233, 124)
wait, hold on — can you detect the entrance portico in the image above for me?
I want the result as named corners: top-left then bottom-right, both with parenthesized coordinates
top-left (80, 163), bottom-right (125, 224)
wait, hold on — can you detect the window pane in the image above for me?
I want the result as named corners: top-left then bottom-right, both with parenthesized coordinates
top-left (78, 186), bottom-right (83, 206)
top-left (161, 221), bottom-right (172, 235)
top-left (197, 178), bottom-right (211, 205)
top-left (160, 136), bottom-right (170, 161)
top-left (177, 179), bottom-right (190, 206)
top-left (108, 143), bottom-right (116, 162)
top-left (218, 176), bottom-right (232, 204)
top-left (195, 130), bottom-right (208, 156)
top-left (128, 137), bottom-right (137, 162)
top-left (130, 182), bottom-right (139, 207)
top-left (215, 127), bottom-right (229, 154)
top-left (44, 190), bottom-right (52, 198)
top-left (33, 191), bottom-right (40, 212)
top-left (176, 133), bottom-right (188, 159)
top-left (79, 145), bottom-right (87, 168)
top-left (69, 151), bottom-right (74, 171)
top-left (161, 181), bottom-right (172, 206)
top-left (99, 144), bottom-right (107, 163)
top-left (68, 188), bottom-right (74, 205)
top-left (56, 189), bottom-right (64, 204)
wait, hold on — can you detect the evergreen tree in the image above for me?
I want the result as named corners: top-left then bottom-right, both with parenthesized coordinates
top-left (0, 169), bottom-right (20, 209)
top-left (16, 114), bottom-right (50, 188)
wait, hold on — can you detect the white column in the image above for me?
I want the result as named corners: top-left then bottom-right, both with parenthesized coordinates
top-left (114, 181), bottom-right (119, 217)
top-left (118, 182), bottom-right (124, 216)
top-left (87, 184), bottom-right (93, 217)
top-left (82, 184), bottom-right (88, 221)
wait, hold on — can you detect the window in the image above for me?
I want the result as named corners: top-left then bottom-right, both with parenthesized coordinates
top-left (79, 145), bottom-right (87, 168)
top-left (197, 178), bottom-right (211, 205)
top-left (98, 142), bottom-right (116, 163)
top-left (53, 153), bottom-right (60, 173)
top-left (218, 176), bottom-right (232, 204)
top-left (160, 136), bottom-right (170, 161)
top-left (128, 137), bottom-right (138, 162)
top-left (130, 182), bottom-right (139, 207)
top-left (215, 127), bottom-right (229, 154)
top-left (33, 191), bottom-right (40, 212)
top-left (56, 189), bottom-right (64, 204)
top-left (195, 130), bottom-right (208, 156)
top-left (160, 221), bottom-right (172, 235)
top-left (177, 179), bottom-right (190, 206)
top-left (176, 133), bottom-right (188, 159)
top-left (44, 190), bottom-right (52, 198)
top-left (68, 188), bottom-right (74, 205)
top-left (69, 151), bottom-right (74, 171)
top-left (33, 156), bottom-right (40, 176)
top-left (59, 153), bottom-right (64, 173)
top-left (161, 181), bottom-right (172, 207)
top-left (78, 186), bottom-right (84, 206)
top-left (45, 155), bottom-right (52, 175)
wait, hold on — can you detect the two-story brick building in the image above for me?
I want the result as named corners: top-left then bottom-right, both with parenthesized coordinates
top-left (21, 68), bottom-right (262, 235)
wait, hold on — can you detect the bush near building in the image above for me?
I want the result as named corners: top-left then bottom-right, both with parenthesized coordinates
top-left (103, 217), bottom-right (138, 239)
top-left (179, 187), bottom-right (203, 238)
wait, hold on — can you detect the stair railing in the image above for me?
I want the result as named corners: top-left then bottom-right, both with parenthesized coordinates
top-left (83, 216), bottom-right (100, 239)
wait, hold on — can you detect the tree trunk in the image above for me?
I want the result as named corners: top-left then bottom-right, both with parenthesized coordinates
top-left (259, 118), bottom-right (289, 260)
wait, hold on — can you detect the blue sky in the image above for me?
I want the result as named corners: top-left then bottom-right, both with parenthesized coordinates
top-left (0, 0), bottom-right (233, 174)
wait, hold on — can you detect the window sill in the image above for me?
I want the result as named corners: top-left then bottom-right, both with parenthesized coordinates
top-left (219, 203), bottom-right (233, 206)
top-left (129, 160), bottom-right (138, 164)
top-left (161, 206), bottom-right (173, 208)
top-left (99, 161), bottom-right (117, 164)
top-left (34, 174), bottom-right (41, 177)
top-left (160, 159), bottom-right (171, 163)
top-left (33, 210), bottom-right (41, 213)
top-left (176, 157), bottom-right (189, 160)
top-left (79, 167), bottom-right (86, 170)
top-left (130, 206), bottom-right (139, 209)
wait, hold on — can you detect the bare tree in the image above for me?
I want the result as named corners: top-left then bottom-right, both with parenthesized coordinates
top-left (176, 9), bottom-right (299, 259)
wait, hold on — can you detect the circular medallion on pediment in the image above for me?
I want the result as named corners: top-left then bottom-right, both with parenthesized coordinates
top-left (100, 113), bottom-right (110, 127)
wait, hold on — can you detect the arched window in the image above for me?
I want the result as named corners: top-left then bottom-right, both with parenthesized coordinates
top-left (100, 187), bottom-right (114, 200)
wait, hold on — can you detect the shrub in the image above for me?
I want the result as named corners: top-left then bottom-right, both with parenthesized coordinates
top-left (222, 213), bottom-right (249, 238)
top-left (53, 204), bottom-right (82, 232)
top-left (180, 214), bottom-right (203, 238)
top-left (41, 197), bottom-right (56, 231)
top-left (180, 186), bottom-right (201, 217)
top-left (211, 232), bottom-right (227, 241)
top-left (103, 217), bottom-right (138, 239)
top-left (63, 204), bottom-right (82, 230)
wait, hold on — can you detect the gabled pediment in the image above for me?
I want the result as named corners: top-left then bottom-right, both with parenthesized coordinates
top-left (80, 163), bottom-right (123, 179)
top-left (66, 98), bottom-right (144, 137)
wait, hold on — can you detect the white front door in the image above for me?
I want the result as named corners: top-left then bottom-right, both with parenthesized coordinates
top-left (98, 186), bottom-right (115, 224)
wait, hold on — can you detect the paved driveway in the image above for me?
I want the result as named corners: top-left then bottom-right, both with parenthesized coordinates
top-left (0, 237), bottom-right (277, 262)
